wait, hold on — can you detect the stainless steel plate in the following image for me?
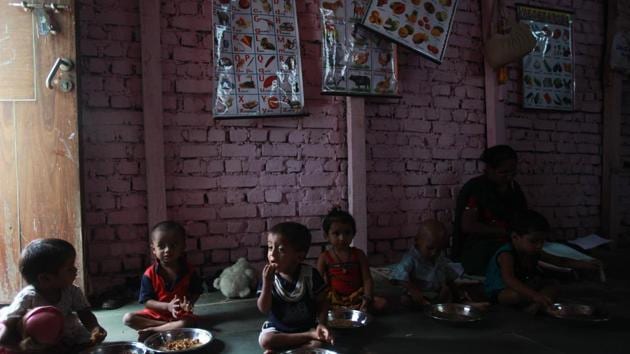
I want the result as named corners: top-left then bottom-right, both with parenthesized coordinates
top-left (81, 341), bottom-right (149, 354)
top-left (425, 303), bottom-right (484, 323)
top-left (546, 303), bottom-right (609, 322)
top-left (327, 308), bottom-right (370, 329)
top-left (143, 328), bottom-right (213, 353)
top-left (281, 349), bottom-right (339, 354)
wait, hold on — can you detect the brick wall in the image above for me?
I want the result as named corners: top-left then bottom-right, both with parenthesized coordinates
top-left (79, 0), bottom-right (148, 294)
top-left (78, 0), bottom-right (609, 291)
top-left (504, 0), bottom-right (604, 241)
top-left (364, 0), bottom-right (486, 264)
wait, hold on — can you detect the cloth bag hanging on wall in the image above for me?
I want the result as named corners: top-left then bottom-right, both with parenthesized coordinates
top-left (483, 20), bottom-right (536, 69)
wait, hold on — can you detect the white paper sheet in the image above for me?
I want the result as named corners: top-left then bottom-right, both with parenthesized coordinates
top-left (567, 234), bottom-right (611, 250)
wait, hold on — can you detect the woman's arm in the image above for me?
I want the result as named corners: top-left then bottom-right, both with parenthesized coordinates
top-left (317, 252), bottom-right (329, 285)
top-left (356, 250), bottom-right (373, 308)
top-left (498, 253), bottom-right (551, 305)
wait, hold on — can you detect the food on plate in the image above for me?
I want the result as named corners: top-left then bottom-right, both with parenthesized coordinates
top-left (369, 10), bottom-right (383, 25)
top-left (263, 75), bottom-right (278, 89)
top-left (242, 100), bottom-right (258, 109)
top-left (260, 37), bottom-right (276, 50)
top-left (398, 24), bottom-right (414, 38)
top-left (239, 0), bottom-right (250, 9)
top-left (241, 35), bottom-right (253, 48)
top-left (267, 96), bottom-right (279, 109)
top-left (383, 18), bottom-right (399, 31)
top-left (427, 44), bottom-right (439, 54)
top-left (424, 2), bottom-right (435, 14)
top-left (431, 26), bottom-right (444, 37)
top-left (412, 32), bottom-right (428, 44)
top-left (160, 338), bottom-right (202, 351)
top-left (435, 11), bottom-right (448, 22)
top-left (390, 2), bottom-right (405, 14)
top-left (329, 319), bottom-right (355, 328)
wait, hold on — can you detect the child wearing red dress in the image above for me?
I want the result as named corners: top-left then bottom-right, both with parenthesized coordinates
top-left (122, 221), bottom-right (203, 341)
top-left (317, 208), bottom-right (387, 312)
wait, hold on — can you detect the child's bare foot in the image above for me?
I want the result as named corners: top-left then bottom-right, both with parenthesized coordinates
top-left (138, 328), bottom-right (156, 342)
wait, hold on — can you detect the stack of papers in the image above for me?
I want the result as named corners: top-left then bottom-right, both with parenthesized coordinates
top-left (567, 234), bottom-right (611, 250)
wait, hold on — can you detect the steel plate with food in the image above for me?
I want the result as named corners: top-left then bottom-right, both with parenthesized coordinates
top-left (281, 348), bottom-right (339, 354)
top-left (80, 341), bottom-right (149, 354)
top-left (546, 303), bottom-right (609, 322)
top-left (144, 328), bottom-right (213, 353)
top-left (425, 303), bottom-right (484, 323)
top-left (327, 308), bottom-right (370, 329)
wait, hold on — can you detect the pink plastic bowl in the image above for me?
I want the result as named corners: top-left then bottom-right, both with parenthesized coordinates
top-left (22, 306), bottom-right (64, 345)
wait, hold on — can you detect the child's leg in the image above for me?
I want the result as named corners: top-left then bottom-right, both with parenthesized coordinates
top-left (259, 328), bottom-right (319, 352)
top-left (496, 289), bottom-right (526, 305)
top-left (371, 296), bottom-right (388, 312)
top-left (122, 312), bottom-right (167, 331)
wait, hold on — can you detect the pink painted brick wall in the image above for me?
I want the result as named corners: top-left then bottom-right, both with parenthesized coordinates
top-left (504, 0), bottom-right (603, 241)
top-left (78, 0), bottom-right (610, 292)
top-left (79, 0), bottom-right (148, 294)
top-left (365, 0), bottom-right (486, 264)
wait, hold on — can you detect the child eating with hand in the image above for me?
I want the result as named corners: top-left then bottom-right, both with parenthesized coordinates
top-left (123, 221), bottom-right (203, 340)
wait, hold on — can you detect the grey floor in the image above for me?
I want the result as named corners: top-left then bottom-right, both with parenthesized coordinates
top-left (94, 262), bottom-right (630, 354)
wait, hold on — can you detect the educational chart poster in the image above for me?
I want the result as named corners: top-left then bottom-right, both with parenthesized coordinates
top-left (320, 0), bottom-right (399, 96)
top-left (360, 0), bottom-right (458, 63)
top-left (212, 0), bottom-right (305, 118)
top-left (517, 4), bottom-right (574, 111)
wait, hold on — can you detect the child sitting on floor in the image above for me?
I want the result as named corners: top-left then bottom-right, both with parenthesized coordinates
top-left (258, 222), bottom-right (333, 353)
top-left (484, 210), bottom-right (600, 313)
top-left (123, 221), bottom-right (203, 340)
top-left (0, 239), bottom-right (107, 353)
top-left (317, 207), bottom-right (387, 312)
top-left (390, 219), bottom-right (458, 306)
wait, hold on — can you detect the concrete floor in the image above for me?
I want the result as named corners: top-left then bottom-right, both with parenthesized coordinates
top-left (94, 266), bottom-right (630, 354)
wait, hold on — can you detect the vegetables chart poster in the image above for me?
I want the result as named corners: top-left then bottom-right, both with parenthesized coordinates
top-left (320, 0), bottom-right (399, 96)
top-left (212, 0), bottom-right (305, 118)
top-left (517, 4), bottom-right (574, 111)
top-left (360, 0), bottom-right (459, 63)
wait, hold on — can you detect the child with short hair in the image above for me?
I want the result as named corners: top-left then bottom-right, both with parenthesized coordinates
top-left (317, 208), bottom-right (387, 312)
top-left (257, 222), bottom-right (333, 353)
top-left (390, 219), bottom-right (458, 306)
top-left (123, 221), bottom-right (203, 341)
top-left (484, 210), bottom-right (600, 312)
top-left (0, 239), bottom-right (107, 353)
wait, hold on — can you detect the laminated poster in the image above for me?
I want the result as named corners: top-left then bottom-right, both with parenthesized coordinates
top-left (517, 4), bottom-right (574, 111)
top-left (320, 0), bottom-right (399, 96)
top-left (212, 0), bottom-right (305, 118)
top-left (360, 0), bottom-right (459, 63)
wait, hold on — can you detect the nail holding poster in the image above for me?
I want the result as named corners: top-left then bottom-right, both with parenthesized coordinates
top-left (213, 0), bottom-right (305, 118)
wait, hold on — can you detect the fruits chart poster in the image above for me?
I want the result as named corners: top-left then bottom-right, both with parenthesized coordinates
top-left (360, 0), bottom-right (459, 63)
top-left (212, 0), bottom-right (306, 118)
top-left (320, 0), bottom-right (400, 96)
top-left (517, 4), bottom-right (574, 111)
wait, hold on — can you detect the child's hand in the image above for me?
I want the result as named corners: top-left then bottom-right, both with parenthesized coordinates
top-left (313, 324), bottom-right (334, 345)
top-left (90, 326), bottom-right (107, 345)
top-left (168, 296), bottom-right (182, 318)
top-left (408, 288), bottom-right (429, 305)
top-left (262, 263), bottom-right (276, 284)
top-left (180, 296), bottom-right (194, 315)
top-left (531, 292), bottom-right (553, 307)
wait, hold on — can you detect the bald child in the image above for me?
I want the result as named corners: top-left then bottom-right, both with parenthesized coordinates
top-left (390, 220), bottom-right (458, 306)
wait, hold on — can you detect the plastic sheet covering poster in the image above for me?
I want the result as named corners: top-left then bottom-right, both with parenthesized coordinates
top-left (320, 0), bottom-right (399, 96)
top-left (517, 4), bottom-right (574, 111)
top-left (360, 0), bottom-right (458, 63)
top-left (212, 0), bottom-right (305, 118)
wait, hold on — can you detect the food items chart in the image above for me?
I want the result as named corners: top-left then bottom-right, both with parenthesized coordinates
top-left (517, 5), bottom-right (574, 111)
top-left (320, 0), bottom-right (399, 96)
top-left (213, 0), bottom-right (305, 118)
top-left (360, 0), bottom-right (458, 63)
